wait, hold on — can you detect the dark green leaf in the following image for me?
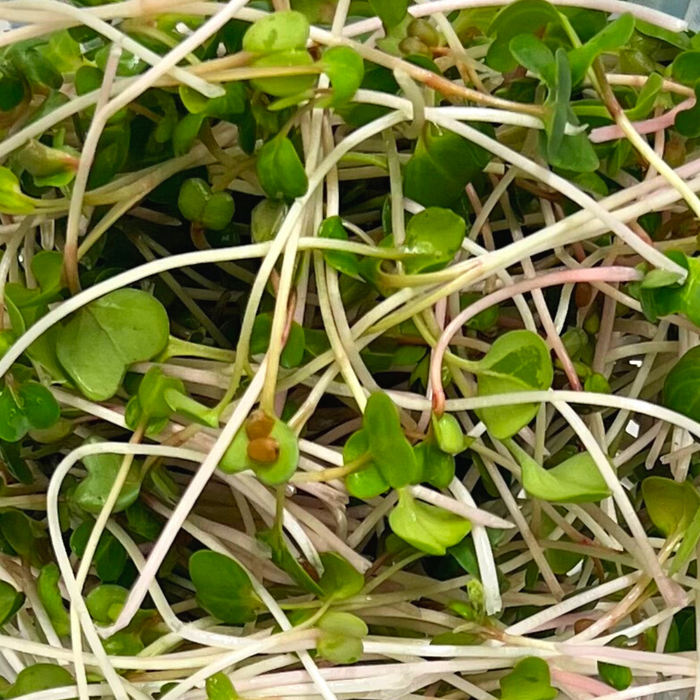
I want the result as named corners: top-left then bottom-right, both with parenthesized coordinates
top-left (190, 550), bottom-right (261, 624)
top-left (0, 581), bottom-right (24, 627)
top-left (318, 216), bottom-right (362, 279)
top-left (404, 123), bottom-right (492, 208)
top-left (368, 0), bottom-right (408, 29)
top-left (256, 136), bottom-right (308, 200)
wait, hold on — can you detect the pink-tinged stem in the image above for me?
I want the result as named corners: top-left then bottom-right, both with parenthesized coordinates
top-left (590, 98), bottom-right (695, 143)
top-left (550, 668), bottom-right (612, 697)
top-left (430, 266), bottom-right (642, 415)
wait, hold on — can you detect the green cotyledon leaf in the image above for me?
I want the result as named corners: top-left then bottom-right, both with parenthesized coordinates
top-left (389, 488), bottom-right (471, 555)
top-left (505, 439), bottom-right (611, 503)
top-left (189, 550), bottom-right (261, 624)
top-left (472, 330), bottom-right (554, 439)
top-left (56, 289), bottom-right (170, 401)
top-left (363, 392), bottom-right (419, 488)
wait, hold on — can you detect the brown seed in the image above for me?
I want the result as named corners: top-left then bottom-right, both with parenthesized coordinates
top-left (575, 282), bottom-right (592, 308)
top-left (246, 410), bottom-right (275, 440)
top-left (573, 618), bottom-right (595, 635)
top-left (247, 437), bottom-right (279, 464)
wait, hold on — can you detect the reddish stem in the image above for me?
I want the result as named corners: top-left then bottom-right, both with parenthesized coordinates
top-left (430, 266), bottom-right (642, 415)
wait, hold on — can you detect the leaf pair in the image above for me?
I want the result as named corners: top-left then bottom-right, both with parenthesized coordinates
top-left (178, 178), bottom-right (235, 231)
top-left (344, 392), bottom-right (419, 500)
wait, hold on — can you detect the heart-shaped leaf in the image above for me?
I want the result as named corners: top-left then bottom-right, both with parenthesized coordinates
top-left (316, 611), bottom-right (367, 664)
top-left (56, 288), bottom-right (170, 401)
top-left (389, 488), bottom-right (471, 555)
top-left (73, 438), bottom-right (141, 514)
top-left (414, 440), bottom-right (455, 489)
top-left (500, 657), bottom-right (557, 700)
top-left (642, 476), bottom-right (700, 538)
top-left (190, 550), bottom-right (261, 624)
top-left (506, 439), bottom-right (610, 503)
top-left (473, 330), bottom-right (554, 439)
top-left (37, 563), bottom-right (69, 636)
top-left (364, 392), bottom-right (419, 488)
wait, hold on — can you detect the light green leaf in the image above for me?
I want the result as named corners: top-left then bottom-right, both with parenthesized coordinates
top-left (56, 289), bottom-right (170, 401)
top-left (474, 330), bottom-right (554, 440)
top-left (506, 439), bottom-right (610, 503)
top-left (500, 657), bottom-right (557, 700)
top-left (37, 564), bottom-right (69, 636)
top-left (642, 476), bottom-right (700, 538)
top-left (389, 488), bottom-right (471, 555)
